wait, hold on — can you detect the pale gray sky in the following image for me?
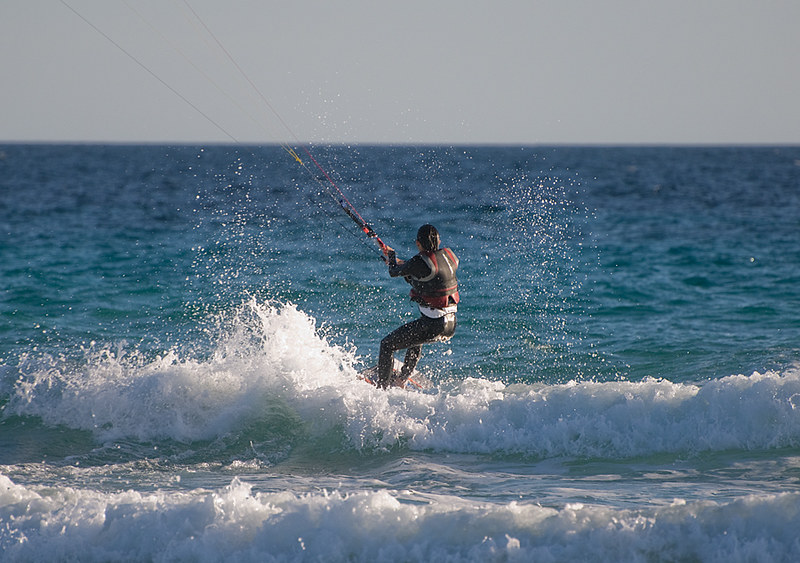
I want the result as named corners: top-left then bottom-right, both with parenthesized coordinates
top-left (2, 0), bottom-right (799, 144)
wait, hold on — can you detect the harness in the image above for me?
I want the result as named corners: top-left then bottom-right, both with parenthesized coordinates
top-left (409, 248), bottom-right (460, 310)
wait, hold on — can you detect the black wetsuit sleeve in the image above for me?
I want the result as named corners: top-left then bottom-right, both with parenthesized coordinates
top-left (388, 253), bottom-right (431, 280)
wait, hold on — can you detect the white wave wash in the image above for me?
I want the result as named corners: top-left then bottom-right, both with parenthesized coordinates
top-left (6, 301), bottom-right (357, 444)
top-left (6, 301), bottom-right (800, 459)
top-left (2, 474), bottom-right (799, 562)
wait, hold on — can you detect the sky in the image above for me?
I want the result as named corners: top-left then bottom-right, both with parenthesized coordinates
top-left (2, 0), bottom-right (799, 145)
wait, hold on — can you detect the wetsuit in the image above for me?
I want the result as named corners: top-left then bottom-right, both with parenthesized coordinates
top-left (377, 248), bottom-right (459, 388)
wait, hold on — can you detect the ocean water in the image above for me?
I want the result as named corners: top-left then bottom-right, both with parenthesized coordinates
top-left (1, 144), bottom-right (799, 561)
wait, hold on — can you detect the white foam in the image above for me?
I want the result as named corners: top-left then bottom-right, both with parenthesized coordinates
top-left (403, 370), bottom-right (800, 457)
top-left (1, 474), bottom-right (798, 562)
top-left (6, 300), bottom-right (356, 444)
top-left (6, 300), bottom-right (800, 459)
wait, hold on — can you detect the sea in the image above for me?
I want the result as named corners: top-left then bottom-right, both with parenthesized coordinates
top-left (1, 144), bottom-right (799, 561)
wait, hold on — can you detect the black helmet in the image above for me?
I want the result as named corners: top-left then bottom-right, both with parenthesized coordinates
top-left (416, 224), bottom-right (440, 252)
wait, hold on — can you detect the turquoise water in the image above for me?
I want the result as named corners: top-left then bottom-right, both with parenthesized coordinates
top-left (2, 144), bottom-right (800, 561)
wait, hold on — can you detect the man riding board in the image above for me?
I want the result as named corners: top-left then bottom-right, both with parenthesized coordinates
top-left (377, 224), bottom-right (459, 389)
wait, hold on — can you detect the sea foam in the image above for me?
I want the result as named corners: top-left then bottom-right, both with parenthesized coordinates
top-left (2, 474), bottom-right (799, 562)
top-left (5, 301), bottom-right (800, 460)
top-left (5, 301), bottom-right (355, 444)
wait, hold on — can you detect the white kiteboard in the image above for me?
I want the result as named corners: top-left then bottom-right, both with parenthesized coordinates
top-left (358, 358), bottom-right (426, 391)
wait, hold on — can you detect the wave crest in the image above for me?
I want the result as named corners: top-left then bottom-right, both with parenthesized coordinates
top-left (5, 300), bottom-right (800, 461)
top-left (2, 475), bottom-right (799, 562)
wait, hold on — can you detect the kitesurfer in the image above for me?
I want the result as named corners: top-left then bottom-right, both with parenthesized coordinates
top-left (377, 224), bottom-right (459, 388)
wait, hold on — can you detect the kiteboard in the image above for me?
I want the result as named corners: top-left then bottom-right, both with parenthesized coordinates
top-left (358, 358), bottom-right (426, 391)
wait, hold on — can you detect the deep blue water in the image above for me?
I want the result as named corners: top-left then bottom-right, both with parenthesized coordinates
top-left (1, 144), bottom-right (799, 561)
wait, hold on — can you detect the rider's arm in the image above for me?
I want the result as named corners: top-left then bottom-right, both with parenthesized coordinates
top-left (387, 252), bottom-right (430, 279)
